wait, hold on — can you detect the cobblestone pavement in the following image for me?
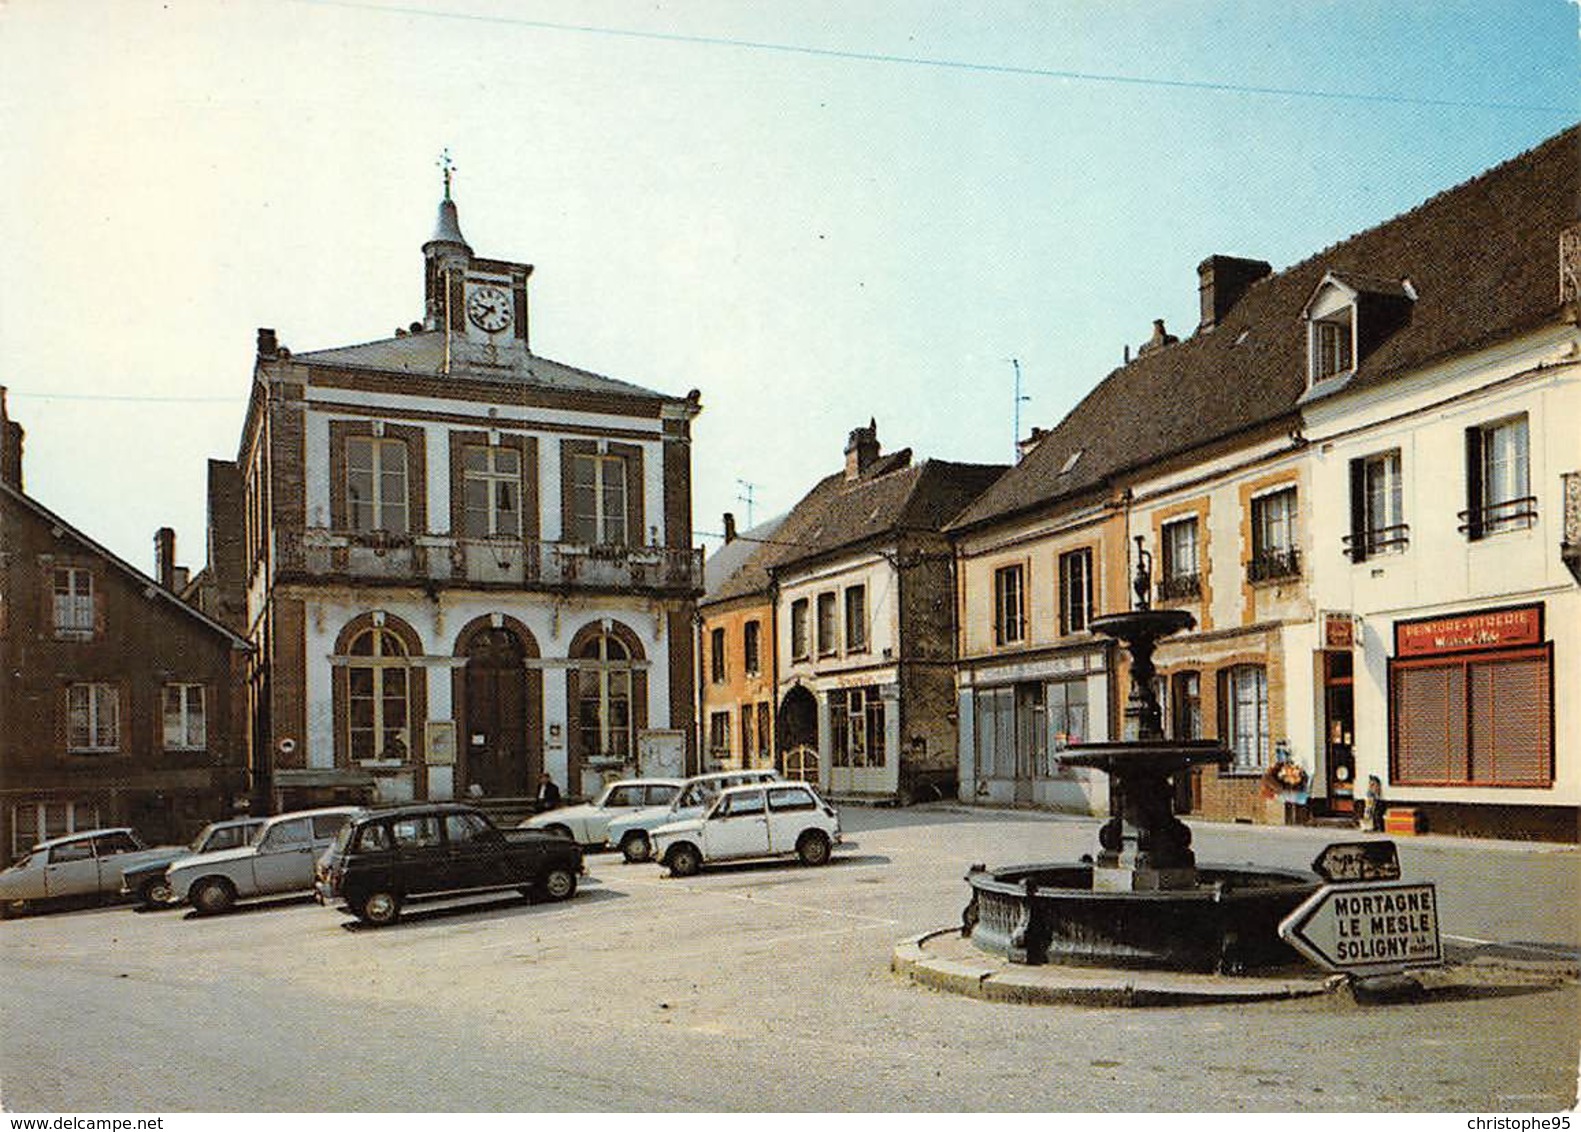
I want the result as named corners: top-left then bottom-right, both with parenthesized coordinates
top-left (1, 805), bottom-right (1575, 1112)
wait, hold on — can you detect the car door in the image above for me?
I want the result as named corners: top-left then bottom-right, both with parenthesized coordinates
top-left (92, 831), bottom-right (145, 896)
top-left (390, 814), bottom-right (449, 895)
top-left (590, 783), bottom-right (647, 843)
top-left (444, 812), bottom-right (512, 891)
top-left (250, 817), bottom-right (316, 895)
top-left (701, 789), bottom-right (771, 860)
top-left (765, 786), bottom-right (819, 853)
top-left (42, 839), bottom-right (99, 898)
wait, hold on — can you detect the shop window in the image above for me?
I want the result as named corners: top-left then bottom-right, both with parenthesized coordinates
top-left (162, 684), bottom-right (207, 750)
top-left (1461, 415), bottom-right (1535, 539)
top-left (830, 686), bottom-right (885, 768)
top-left (1392, 649), bottom-right (1552, 786)
top-left (993, 564), bottom-right (1025, 646)
top-left (67, 683), bottom-right (120, 753)
top-left (844, 585), bottom-right (868, 653)
top-left (1059, 548), bottom-right (1093, 635)
top-left (1249, 488), bottom-right (1300, 582)
top-left (1222, 665), bottom-right (1269, 772)
top-left (1160, 519), bottom-right (1201, 600)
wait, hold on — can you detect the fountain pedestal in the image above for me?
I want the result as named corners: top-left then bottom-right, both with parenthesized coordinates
top-left (963, 569), bottom-right (1320, 973)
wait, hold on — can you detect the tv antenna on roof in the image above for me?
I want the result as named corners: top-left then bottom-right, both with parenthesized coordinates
top-left (736, 479), bottom-right (756, 528)
top-left (1010, 358), bottom-right (1031, 462)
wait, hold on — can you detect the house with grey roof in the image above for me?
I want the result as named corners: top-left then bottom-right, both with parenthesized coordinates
top-left (949, 124), bottom-right (1579, 839)
top-left (764, 422), bottom-right (1004, 801)
top-left (208, 186), bottom-right (703, 811)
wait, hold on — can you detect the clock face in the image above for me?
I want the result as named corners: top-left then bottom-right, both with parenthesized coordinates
top-left (466, 284), bottom-right (512, 333)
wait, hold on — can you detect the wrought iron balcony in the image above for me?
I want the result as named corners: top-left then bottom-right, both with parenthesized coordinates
top-left (1458, 496), bottom-right (1538, 539)
top-left (1156, 572), bottom-right (1202, 602)
top-left (276, 529), bottom-right (703, 594)
top-left (1341, 523), bottom-right (1410, 560)
top-left (1245, 548), bottom-right (1301, 584)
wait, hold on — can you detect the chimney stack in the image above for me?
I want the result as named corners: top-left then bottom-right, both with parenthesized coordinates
top-left (844, 418), bottom-right (881, 481)
top-left (1017, 426), bottom-right (1048, 462)
top-left (154, 527), bottom-right (177, 590)
top-left (1137, 319), bottom-right (1179, 358)
top-left (722, 512), bottom-right (737, 544)
top-left (0, 386), bottom-right (22, 491)
top-left (1196, 255), bottom-right (1272, 332)
top-left (257, 328), bottom-right (279, 359)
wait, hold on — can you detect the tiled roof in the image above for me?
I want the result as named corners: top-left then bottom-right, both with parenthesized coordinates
top-left (292, 331), bottom-right (673, 401)
top-left (951, 124), bottom-right (1579, 532)
top-left (711, 453), bottom-right (1004, 597)
top-left (701, 513), bottom-right (788, 603)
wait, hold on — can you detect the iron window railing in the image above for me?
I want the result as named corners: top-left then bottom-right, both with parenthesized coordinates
top-left (1157, 572), bottom-right (1202, 601)
top-left (1245, 548), bottom-right (1301, 584)
top-left (1458, 496), bottom-right (1538, 538)
top-left (1342, 523), bottom-right (1411, 559)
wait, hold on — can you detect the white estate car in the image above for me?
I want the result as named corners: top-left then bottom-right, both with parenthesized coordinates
top-left (519, 778), bottom-right (683, 848)
top-left (652, 782), bottom-right (842, 877)
top-left (165, 807), bottom-right (360, 915)
top-left (605, 769), bottom-right (781, 862)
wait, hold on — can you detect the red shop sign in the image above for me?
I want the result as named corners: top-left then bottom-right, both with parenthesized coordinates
top-left (1395, 604), bottom-right (1543, 658)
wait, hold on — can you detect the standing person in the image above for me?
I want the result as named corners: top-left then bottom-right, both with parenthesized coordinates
top-left (534, 772), bottom-right (562, 813)
top-left (1363, 775), bottom-right (1385, 832)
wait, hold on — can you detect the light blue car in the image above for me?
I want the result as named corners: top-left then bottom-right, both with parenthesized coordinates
top-left (605, 769), bottom-right (781, 862)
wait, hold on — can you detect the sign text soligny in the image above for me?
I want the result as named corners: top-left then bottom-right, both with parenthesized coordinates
top-left (1280, 881), bottom-right (1443, 976)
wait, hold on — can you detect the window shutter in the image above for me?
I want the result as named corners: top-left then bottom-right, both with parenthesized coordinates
top-left (1058, 561), bottom-right (1070, 635)
top-left (1470, 657), bottom-right (1551, 785)
top-left (1392, 663), bottom-right (1468, 782)
top-left (1348, 458), bottom-right (1368, 562)
top-left (1463, 427), bottom-right (1484, 540)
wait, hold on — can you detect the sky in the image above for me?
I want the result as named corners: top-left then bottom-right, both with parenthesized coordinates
top-left (0, 0), bottom-right (1576, 574)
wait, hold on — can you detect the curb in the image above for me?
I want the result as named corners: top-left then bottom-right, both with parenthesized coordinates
top-left (893, 928), bottom-right (1336, 1007)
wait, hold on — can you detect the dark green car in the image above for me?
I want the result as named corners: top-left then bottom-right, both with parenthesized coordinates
top-left (315, 803), bottom-right (582, 926)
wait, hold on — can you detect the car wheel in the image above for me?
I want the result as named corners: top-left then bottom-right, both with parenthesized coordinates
top-left (1, 899), bottom-right (28, 919)
top-left (666, 843), bottom-right (702, 878)
top-left (191, 877), bottom-right (236, 915)
top-left (357, 890), bottom-right (401, 926)
top-left (619, 832), bottom-right (651, 863)
top-left (137, 877), bottom-right (173, 908)
top-left (538, 867), bottom-right (577, 902)
top-left (797, 830), bottom-right (832, 867)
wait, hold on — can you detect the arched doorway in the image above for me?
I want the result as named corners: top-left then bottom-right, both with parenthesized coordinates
top-left (462, 626), bottom-right (535, 797)
top-left (777, 685), bottom-right (818, 779)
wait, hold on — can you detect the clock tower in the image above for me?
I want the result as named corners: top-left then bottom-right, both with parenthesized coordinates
top-left (421, 158), bottom-right (532, 352)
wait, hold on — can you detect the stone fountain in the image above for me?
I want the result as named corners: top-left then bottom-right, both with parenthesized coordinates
top-left (964, 540), bottom-right (1319, 973)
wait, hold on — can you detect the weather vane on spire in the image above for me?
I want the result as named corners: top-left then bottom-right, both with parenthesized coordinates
top-left (438, 148), bottom-right (456, 201)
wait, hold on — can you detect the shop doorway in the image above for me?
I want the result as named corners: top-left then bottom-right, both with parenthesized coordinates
top-left (1321, 650), bottom-right (1356, 815)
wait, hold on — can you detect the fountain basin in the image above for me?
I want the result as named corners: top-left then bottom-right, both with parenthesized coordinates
top-left (966, 862), bottom-right (1321, 973)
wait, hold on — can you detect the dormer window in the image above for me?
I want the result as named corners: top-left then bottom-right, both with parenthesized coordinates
top-left (1312, 309), bottom-right (1354, 380)
top-left (1301, 271), bottom-right (1413, 393)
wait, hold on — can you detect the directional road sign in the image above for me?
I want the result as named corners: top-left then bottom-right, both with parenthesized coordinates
top-left (1279, 880), bottom-right (1442, 977)
top-left (1311, 840), bottom-right (1401, 883)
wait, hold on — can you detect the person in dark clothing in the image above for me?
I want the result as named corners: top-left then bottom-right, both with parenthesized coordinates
top-left (533, 772), bottom-right (562, 813)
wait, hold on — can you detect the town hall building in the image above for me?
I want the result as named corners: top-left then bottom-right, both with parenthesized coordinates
top-left (215, 183), bottom-right (702, 812)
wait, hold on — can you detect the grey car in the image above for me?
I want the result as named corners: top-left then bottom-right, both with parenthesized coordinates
top-left (165, 807), bottom-right (360, 915)
top-left (0, 829), bottom-right (180, 916)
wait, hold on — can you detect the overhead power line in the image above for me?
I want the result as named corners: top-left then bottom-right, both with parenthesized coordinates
top-left (299, 0), bottom-right (1574, 115)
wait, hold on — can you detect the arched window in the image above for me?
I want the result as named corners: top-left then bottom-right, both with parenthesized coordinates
top-left (576, 631), bottom-right (634, 762)
top-left (347, 628), bottom-right (411, 761)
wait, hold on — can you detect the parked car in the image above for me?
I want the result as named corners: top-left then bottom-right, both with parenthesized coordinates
top-left (165, 807), bottom-right (360, 915)
top-left (118, 817), bottom-right (266, 908)
top-left (0, 829), bottom-right (181, 916)
top-left (605, 769), bottom-right (782, 862)
top-left (652, 782), bottom-right (843, 877)
top-left (518, 778), bottom-right (684, 848)
top-left (316, 803), bottom-right (583, 926)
